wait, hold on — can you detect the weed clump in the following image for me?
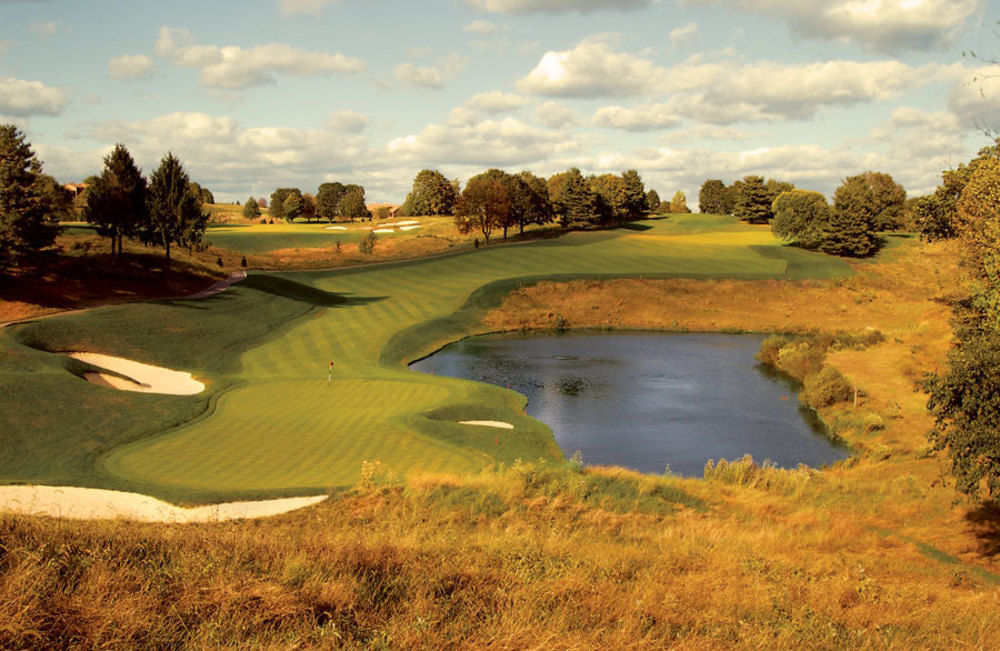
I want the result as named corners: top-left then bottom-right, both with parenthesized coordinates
top-left (801, 366), bottom-right (853, 408)
top-left (704, 454), bottom-right (820, 495)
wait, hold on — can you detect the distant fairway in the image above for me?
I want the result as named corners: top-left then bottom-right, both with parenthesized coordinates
top-left (205, 222), bottom-right (401, 253)
top-left (0, 216), bottom-right (855, 502)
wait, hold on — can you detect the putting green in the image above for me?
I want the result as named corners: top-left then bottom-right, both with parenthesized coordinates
top-left (204, 222), bottom-right (403, 253)
top-left (1, 217), bottom-right (854, 501)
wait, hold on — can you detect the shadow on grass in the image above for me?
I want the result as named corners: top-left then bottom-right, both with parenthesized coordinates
top-left (153, 274), bottom-right (387, 310)
top-left (965, 503), bottom-right (1000, 558)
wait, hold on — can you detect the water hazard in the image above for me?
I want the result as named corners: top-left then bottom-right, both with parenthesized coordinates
top-left (412, 332), bottom-right (849, 476)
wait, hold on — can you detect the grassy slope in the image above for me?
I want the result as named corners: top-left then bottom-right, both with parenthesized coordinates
top-left (204, 222), bottom-right (399, 253)
top-left (0, 216), bottom-right (851, 502)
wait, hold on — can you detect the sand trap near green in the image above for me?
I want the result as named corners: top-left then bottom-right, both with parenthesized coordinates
top-left (0, 485), bottom-right (327, 522)
top-left (70, 352), bottom-right (205, 395)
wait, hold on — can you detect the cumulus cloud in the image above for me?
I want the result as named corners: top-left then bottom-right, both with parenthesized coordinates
top-left (695, 0), bottom-right (981, 52)
top-left (0, 77), bottom-right (66, 116)
top-left (155, 26), bottom-right (365, 89)
top-left (534, 101), bottom-right (581, 128)
top-left (277, 0), bottom-right (336, 15)
top-left (387, 116), bottom-right (579, 167)
top-left (465, 0), bottom-right (654, 13)
top-left (593, 104), bottom-right (682, 132)
top-left (517, 35), bottom-right (666, 98)
top-left (669, 22), bottom-right (698, 49)
top-left (660, 124), bottom-right (751, 143)
top-left (394, 53), bottom-right (467, 89)
top-left (325, 109), bottom-right (371, 133)
top-left (108, 54), bottom-right (157, 81)
top-left (466, 91), bottom-right (531, 114)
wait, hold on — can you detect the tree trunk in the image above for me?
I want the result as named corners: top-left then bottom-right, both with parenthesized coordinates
top-left (520, 223), bottom-right (525, 235)
top-left (164, 239), bottom-right (171, 273)
top-left (502, 225), bottom-right (508, 240)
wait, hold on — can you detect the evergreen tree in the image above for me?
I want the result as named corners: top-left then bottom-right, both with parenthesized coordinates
top-left (548, 168), bottom-right (595, 229)
top-left (0, 125), bottom-right (60, 269)
top-left (822, 175), bottom-right (880, 257)
top-left (733, 175), bottom-right (773, 224)
top-left (84, 143), bottom-right (147, 256)
top-left (620, 169), bottom-right (646, 220)
top-left (317, 182), bottom-right (346, 222)
top-left (698, 179), bottom-right (727, 214)
top-left (145, 153), bottom-right (207, 271)
top-left (243, 196), bottom-right (261, 220)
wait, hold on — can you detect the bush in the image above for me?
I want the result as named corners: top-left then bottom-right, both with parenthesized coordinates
top-left (359, 232), bottom-right (377, 256)
top-left (801, 365), bottom-right (853, 408)
top-left (776, 342), bottom-right (824, 380)
top-left (756, 336), bottom-right (787, 366)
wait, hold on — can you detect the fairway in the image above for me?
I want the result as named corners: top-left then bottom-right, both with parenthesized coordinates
top-left (0, 217), bottom-right (854, 502)
top-left (204, 221), bottom-right (403, 253)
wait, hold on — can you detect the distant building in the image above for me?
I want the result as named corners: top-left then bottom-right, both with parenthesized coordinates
top-left (368, 203), bottom-right (402, 220)
top-left (63, 183), bottom-right (90, 198)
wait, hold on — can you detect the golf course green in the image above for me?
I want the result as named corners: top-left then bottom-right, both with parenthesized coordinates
top-left (0, 216), bottom-right (853, 503)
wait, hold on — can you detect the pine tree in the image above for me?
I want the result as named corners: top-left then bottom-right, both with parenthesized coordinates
top-left (821, 175), bottom-right (879, 257)
top-left (243, 196), bottom-right (261, 220)
top-left (83, 143), bottom-right (147, 256)
top-left (620, 169), bottom-right (646, 220)
top-left (733, 175), bottom-right (773, 224)
top-left (0, 125), bottom-right (60, 269)
top-left (145, 153), bottom-right (206, 271)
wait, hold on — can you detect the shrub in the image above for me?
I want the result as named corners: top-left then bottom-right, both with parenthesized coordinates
top-left (756, 336), bottom-right (787, 366)
top-left (801, 365), bottom-right (853, 408)
top-left (776, 342), bottom-right (824, 380)
top-left (359, 232), bottom-right (377, 256)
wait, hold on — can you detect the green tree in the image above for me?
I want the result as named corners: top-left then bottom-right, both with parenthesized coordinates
top-left (548, 168), bottom-right (595, 229)
top-left (145, 153), bottom-right (207, 271)
top-left (733, 176), bottom-right (773, 224)
top-left (771, 189), bottom-right (830, 250)
top-left (912, 194), bottom-right (954, 241)
top-left (35, 175), bottom-right (74, 222)
top-left (400, 169), bottom-right (458, 216)
top-left (269, 189), bottom-right (288, 221)
top-left (243, 196), bottom-right (261, 220)
top-left (457, 169), bottom-right (513, 245)
top-left (698, 179), bottom-right (727, 214)
top-left (282, 189), bottom-right (304, 222)
top-left (515, 170), bottom-right (552, 234)
top-left (822, 175), bottom-right (880, 257)
top-left (723, 180), bottom-right (741, 215)
top-left (317, 182), bottom-right (346, 222)
top-left (620, 169), bottom-right (646, 220)
top-left (864, 171), bottom-right (907, 231)
top-left (645, 189), bottom-right (661, 213)
top-left (302, 193), bottom-right (317, 222)
top-left (0, 125), bottom-right (61, 269)
top-left (84, 143), bottom-right (148, 256)
top-left (670, 190), bottom-right (691, 214)
top-left (337, 188), bottom-right (370, 221)
top-left (588, 174), bottom-right (626, 224)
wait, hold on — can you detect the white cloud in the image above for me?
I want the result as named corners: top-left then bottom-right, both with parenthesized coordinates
top-left (466, 91), bottom-right (531, 114)
top-left (108, 54), bottom-right (158, 81)
top-left (593, 104), bottom-right (682, 132)
top-left (465, 0), bottom-right (654, 14)
top-left (387, 116), bottom-right (579, 167)
top-left (394, 53), bottom-right (467, 89)
top-left (696, 0), bottom-right (981, 52)
top-left (155, 26), bottom-right (365, 89)
top-left (534, 101), bottom-right (581, 128)
top-left (325, 109), bottom-right (371, 133)
top-left (517, 35), bottom-right (666, 98)
top-left (669, 22), bottom-right (698, 49)
top-left (463, 20), bottom-right (501, 34)
top-left (660, 124), bottom-right (751, 143)
top-left (277, 0), bottom-right (336, 15)
top-left (0, 78), bottom-right (66, 116)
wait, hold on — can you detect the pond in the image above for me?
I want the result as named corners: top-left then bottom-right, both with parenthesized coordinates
top-left (412, 332), bottom-right (849, 476)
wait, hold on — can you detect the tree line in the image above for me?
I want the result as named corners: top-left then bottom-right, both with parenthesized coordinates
top-left (393, 167), bottom-right (663, 245)
top-left (243, 183), bottom-right (371, 223)
top-left (920, 139), bottom-right (1000, 503)
top-left (699, 172), bottom-right (907, 257)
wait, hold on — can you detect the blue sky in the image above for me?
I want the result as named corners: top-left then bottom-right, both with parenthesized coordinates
top-left (1, 0), bottom-right (998, 206)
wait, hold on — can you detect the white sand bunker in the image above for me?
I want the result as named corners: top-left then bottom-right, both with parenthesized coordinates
top-left (459, 420), bottom-right (514, 429)
top-left (325, 225), bottom-right (347, 230)
top-left (70, 352), bottom-right (204, 396)
top-left (0, 485), bottom-right (327, 523)
top-left (372, 228), bottom-right (395, 233)
top-left (399, 225), bottom-right (421, 231)
top-left (397, 220), bottom-right (419, 226)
